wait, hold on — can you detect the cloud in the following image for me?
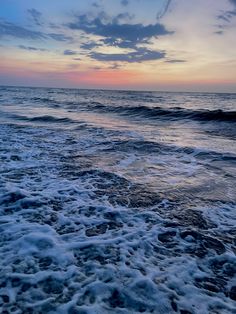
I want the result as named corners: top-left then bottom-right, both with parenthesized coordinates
top-left (0, 20), bottom-right (45, 39)
top-left (90, 47), bottom-right (166, 63)
top-left (64, 49), bottom-right (77, 55)
top-left (80, 38), bottom-right (142, 50)
top-left (121, 0), bottom-right (129, 6)
top-left (109, 63), bottom-right (121, 69)
top-left (217, 10), bottom-right (236, 22)
top-left (165, 59), bottom-right (186, 63)
top-left (48, 33), bottom-right (73, 42)
top-left (92, 2), bottom-right (101, 8)
top-left (157, 0), bottom-right (172, 19)
top-left (215, 30), bottom-right (224, 35)
top-left (80, 41), bottom-right (101, 50)
top-left (90, 66), bottom-right (102, 70)
top-left (28, 8), bottom-right (43, 26)
top-left (112, 12), bottom-right (134, 23)
top-left (67, 11), bottom-right (172, 64)
top-left (67, 12), bottom-right (173, 44)
top-left (218, 14), bottom-right (231, 22)
top-left (216, 0), bottom-right (236, 29)
top-left (18, 45), bottom-right (47, 51)
top-left (0, 20), bottom-right (73, 43)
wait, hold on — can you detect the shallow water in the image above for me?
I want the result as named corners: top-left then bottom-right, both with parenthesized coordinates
top-left (0, 86), bottom-right (236, 313)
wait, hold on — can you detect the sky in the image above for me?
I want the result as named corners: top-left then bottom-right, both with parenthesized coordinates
top-left (0, 0), bottom-right (236, 92)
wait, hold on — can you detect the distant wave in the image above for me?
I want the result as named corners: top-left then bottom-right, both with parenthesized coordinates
top-left (12, 114), bottom-right (75, 124)
top-left (88, 103), bottom-right (236, 122)
top-left (29, 115), bottom-right (74, 123)
top-left (31, 97), bottom-right (62, 107)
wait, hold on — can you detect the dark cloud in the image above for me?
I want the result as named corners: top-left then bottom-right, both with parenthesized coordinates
top-left (90, 47), bottom-right (166, 63)
top-left (102, 37), bottom-right (150, 49)
top-left (0, 20), bottom-right (73, 43)
top-left (92, 2), bottom-right (100, 8)
top-left (215, 30), bottom-right (224, 35)
top-left (64, 49), bottom-right (77, 55)
top-left (48, 33), bottom-right (73, 42)
top-left (228, 9), bottom-right (236, 15)
top-left (121, 0), bottom-right (129, 6)
top-left (218, 14), bottom-right (231, 22)
top-left (112, 12), bottom-right (134, 23)
top-left (81, 38), bottom-right (142, 50)
top-left (18, 45), bottom-right (47, 51)
top-left (67, 11), bottom-right (172, 64)
top-left (157, 0), bottom-right (172, 19)
top-left (48, 23), bottom-right (60, 30)
top-left (216, 0), bottom-right (236, 28)
top-left (217, 10), bottom-right (236, 22)
top-left (80, 41), bottom-right (101, 50)
top-left (165, 59), bottom-right (186, 63)
top-left (90, 66), bottom-right (102, 70)
top-left (28, 8), bottom-right (43, 26)
top-left (0, 20), bottom-right (45, 39)
top-left (109, 63), bottom-right (121, 69)
top-left (216, 10), bottom-right (236, 34)
top-left (67, 13), bottom-right (172, 43)
top-left (214, 24), bottom-right (226, 35)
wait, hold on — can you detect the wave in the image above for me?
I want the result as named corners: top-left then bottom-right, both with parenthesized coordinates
top-left (31, 97), bottom-right (62, 107)
top-left (12, 114), bottom-right (75, 124)
top-left (29, 115), bottom-right (74, 123)
top-left (88, 104), bottom-right (236, 122)
top-left (101, 139), bottom-right (236, 162)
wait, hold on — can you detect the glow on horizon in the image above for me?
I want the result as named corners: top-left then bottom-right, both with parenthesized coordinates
top-left (0, 0), bottom-right (236, 92)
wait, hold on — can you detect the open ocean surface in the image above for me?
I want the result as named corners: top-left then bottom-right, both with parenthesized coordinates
top-left (0, 86), bottom-right (236, 314)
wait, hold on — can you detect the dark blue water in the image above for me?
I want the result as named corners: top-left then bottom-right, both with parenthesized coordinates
top-left (0, 86), bottom-right (236, 313)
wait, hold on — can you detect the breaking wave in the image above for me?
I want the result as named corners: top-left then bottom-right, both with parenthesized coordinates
top-left (88, 104), bottom-right (236, 122)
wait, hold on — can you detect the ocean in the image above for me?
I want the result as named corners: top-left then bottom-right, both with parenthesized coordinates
top-left (0, 86), bottom-right (236, 313)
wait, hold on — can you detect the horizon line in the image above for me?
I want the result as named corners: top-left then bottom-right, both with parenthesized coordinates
top-left (1, 84), bottom-right (236, 95)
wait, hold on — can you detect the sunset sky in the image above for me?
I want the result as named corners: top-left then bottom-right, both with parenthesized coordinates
top-left (0, 0), bottom-right (236, 92)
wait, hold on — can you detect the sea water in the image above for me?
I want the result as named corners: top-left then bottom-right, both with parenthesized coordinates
top-left (0, 86), bottom-right (236, 313)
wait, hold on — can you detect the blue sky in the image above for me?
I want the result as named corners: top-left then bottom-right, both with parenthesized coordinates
top-left (0, 0), bottom-right (236, 91)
